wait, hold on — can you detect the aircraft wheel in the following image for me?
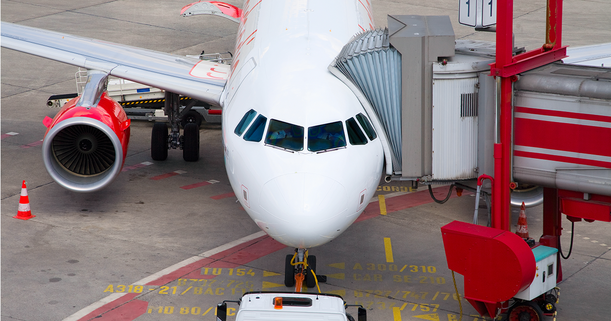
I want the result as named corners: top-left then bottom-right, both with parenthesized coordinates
top-left (183, 123), bottom-right (199, 162)
top-left (181, 110), bottom-right (203, 128)
top-left (284, 254), bottom-right (295, 287)
top-left (508, 301), bottom-right (543, 321)
top-left (305, 255), bottom-right (317, 288)
top-left (151, 122), bottom-right (168, 161)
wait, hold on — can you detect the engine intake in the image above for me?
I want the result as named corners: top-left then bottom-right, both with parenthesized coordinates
top-left (43, 93), bottom-right (130, 192)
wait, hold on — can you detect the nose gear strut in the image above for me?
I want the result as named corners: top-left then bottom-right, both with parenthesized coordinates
top-left (284, 248), bottom-right (324, 292)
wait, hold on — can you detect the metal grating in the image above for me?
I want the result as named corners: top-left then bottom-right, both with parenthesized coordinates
top-left (330, 28), bottom-right (403, 170)
top-left (460, 93), bottom-right (478, 117)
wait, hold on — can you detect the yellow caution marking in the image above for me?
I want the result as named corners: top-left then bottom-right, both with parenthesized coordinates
top-left (326, 289), bottom-right (346, 297)
top-left (414, 313), bottom-right (440, 321)
top-left (262, 281), bottom-right (285, 289)
top-left (393, 307), bottom-right (402, 321)
top-left (384, 237), bottom-right (394, 263)
top-left (326, 273), bottom-right (345, 280)
top-left (328, 262), bottom-right (345, 269)
top-left (263, 271), bottom-right (281, 277)
top-left (400, 303), bottom-right (407, 310)
top-left (378, 195), bottom-right (387, 215)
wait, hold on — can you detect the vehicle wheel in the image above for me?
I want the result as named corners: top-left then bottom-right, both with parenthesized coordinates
top-left (306, 255), bottom-right (317, 288)
top-left (508, 301), bottom-right (543, 321)
top-left (181, 110), bottom-right (203, 128)
top-left (151, 122), bottom-right (168, 161)
top-left (183, 123), bottom-right (200, 162)
top-left (284, 254), bottom-right (295, 287)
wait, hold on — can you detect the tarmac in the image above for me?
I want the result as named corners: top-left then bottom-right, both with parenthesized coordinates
top-left (2, 0), bottom-right (610, 320)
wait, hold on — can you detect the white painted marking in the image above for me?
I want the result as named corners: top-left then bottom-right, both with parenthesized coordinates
top-left (584, 237), bottom-right (591, 240)
top-left (174, 170), bottom-right (187, 174)
top-left (141, 161), bottom-right (153, 166)
top-left (6, 132), bottom-right (19, 136)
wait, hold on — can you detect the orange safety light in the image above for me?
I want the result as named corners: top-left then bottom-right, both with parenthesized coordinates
top-left (274, 297), bottom-right (283, 309)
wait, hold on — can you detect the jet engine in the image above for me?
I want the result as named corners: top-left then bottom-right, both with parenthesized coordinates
top-left (42, 92), bottom-right (130, 192)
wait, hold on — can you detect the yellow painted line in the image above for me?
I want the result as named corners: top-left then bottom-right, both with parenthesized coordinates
top-left (328, 262), bottom-right (345, 269)
top-left (378, 195), bottom-right (387, 215)
top-left (326, 273), bottom-right (345, 280)
top-left (263, 271), bottom-right (281, 277)
top-left (400, 303), bottom-right (407, 311)
top-left (414, 313), bottom-right (440, 321)
top-left (393, 307), bottom-right (402, 321)
top-left (384, 237), bottom-right (394, 263)
top-left (262, 281), bottom-right (285, 289)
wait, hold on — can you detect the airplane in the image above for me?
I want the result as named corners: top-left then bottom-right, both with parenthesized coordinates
top-left (1, 0), bottom-right (384, 290)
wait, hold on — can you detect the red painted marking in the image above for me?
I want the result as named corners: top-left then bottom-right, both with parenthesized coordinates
top-left (356, 186), bottom-right (461, 223)
top-left (208, 109), bottom-right (222, 115)
top-left (1, 134), bottom-right (13, 139)
top-left (211, 192), bottom-right (235, 200)
top-left (76, 293), bottom-right (143, 320)
top-left (20, 140), bottom-right (43, 148)
top-left (180, 181), bottom-right (211, 190)
top-left (205, 72), bottom-right (225, 80)
top-left (515, 106), bottom-right (611, 123)
top-left (515, 118), bottom-right (611, 157)
top-left (515, 150), bottom-right (611, 168)
top-left (148, 235), bottom-right (285, 285)
top-left (150, 172), bottom-right (178, 180)
top-left (94, 299), bottom-right (148, 320)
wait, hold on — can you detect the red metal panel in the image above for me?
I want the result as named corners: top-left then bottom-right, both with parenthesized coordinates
top-left (560, 199), bottom-right (611, 222)
top-left (514, 118), bottom-right (611, 159)
top-left (441, 221), bottom-right (536, 316)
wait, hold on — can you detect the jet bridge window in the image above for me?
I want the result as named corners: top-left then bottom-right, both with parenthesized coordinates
top-left (346, 117), bottom-right (368, 145)
top-left (356, 113), bottom-right (377, 140)
top-left (234, 109), bottom-right (257, 136)
top-left (307, 121), bottom-right (346, 152)
top-left (265, 119), bottom-right (304, 151)
top-left (243, 114), bottom-right (267, 142)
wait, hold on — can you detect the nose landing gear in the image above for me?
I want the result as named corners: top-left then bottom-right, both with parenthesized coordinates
top-left (284, 249), bottom-right (323, 292)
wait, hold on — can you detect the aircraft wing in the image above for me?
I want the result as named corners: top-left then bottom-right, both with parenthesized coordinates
top-left (1, 22), bottom-right (229, 105)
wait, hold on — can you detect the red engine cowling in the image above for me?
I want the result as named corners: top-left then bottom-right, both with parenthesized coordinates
top-left (42, 92), bottom-right (130, 192)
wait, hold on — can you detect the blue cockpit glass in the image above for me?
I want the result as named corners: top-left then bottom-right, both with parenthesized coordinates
top-left (356, 113), bottom-right (377, 140)
top-left (243, 114), bottom-right (267, 142)
top-left (307, 121), bottom-right (347, 152)
top-left (346, 117), bottom-right (368, 145)
top-left (234, 109), bottom-right (257, 136)
top-left (265, 119), bottom-right (304, 151)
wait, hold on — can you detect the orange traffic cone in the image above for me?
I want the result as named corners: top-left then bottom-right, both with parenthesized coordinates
top-left (14, 180), bottom-right (35, 220)
top-left (516, 202), bottom-right (529, 239)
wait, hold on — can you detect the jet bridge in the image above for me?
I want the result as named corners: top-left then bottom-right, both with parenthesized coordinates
top-left (330, 15), bottom-right (495, 183)
top-left (330, 14), bottom-right (611, 202)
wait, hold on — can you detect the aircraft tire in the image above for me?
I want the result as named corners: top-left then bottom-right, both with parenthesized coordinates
top-left (183, 123), bottom-right (200, 162)
top-left (305, 255), bottom-right (317, 288)
top-left (180, 110), bottom-right (203, 128)
top-left (284, 254), bottom-right (295, 287)
top-left (151, 122), bottom-right (168, 161)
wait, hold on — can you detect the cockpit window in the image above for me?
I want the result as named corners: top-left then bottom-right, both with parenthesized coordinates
top-left (356, 113), bottom-right (377, 140)
top-left (234, 109), bottom-right (257, 136)
top-left (346, 117), bottom-right (368, 145)
top-left (307, 121), bottom-right (346, 152)
top-left (265, 119), bottom-right (304, 151)
top-left (243, 114), bottom-right (267, 142)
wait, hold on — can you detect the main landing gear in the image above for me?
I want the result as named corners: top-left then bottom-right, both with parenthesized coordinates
top-left (284, 249), bottom-right (325, 292)
top-left (151, 92), bottom-right (201, 162)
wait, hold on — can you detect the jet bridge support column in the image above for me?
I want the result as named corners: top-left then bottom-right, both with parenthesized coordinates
top-left (388, 15), bottom-right (454, 179)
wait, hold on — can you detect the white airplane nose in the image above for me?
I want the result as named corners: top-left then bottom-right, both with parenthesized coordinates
top-left (260, 173), bottom-right (349, 248)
